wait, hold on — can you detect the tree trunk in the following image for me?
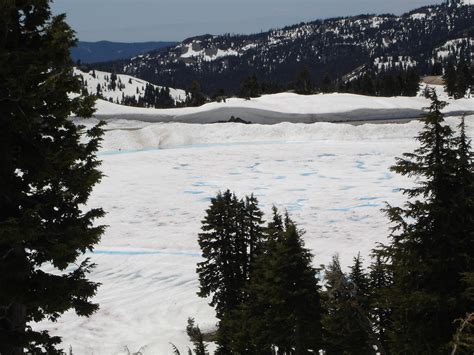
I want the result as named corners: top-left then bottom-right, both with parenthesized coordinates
top-left (0, 247), bottom-right (28, 355)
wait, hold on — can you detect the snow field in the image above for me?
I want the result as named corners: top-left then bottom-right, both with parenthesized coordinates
top-left (37, 115), bottom-right (473, 354)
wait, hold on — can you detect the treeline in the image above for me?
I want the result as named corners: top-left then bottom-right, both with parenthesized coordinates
top-left (121, 84), bottom-right (176, 108)
top-left (339, 69), bottom-right (420, 97)
top-left (235, 67), bottom-right (420, 99)
top-left (82, 57), bottom-right (472, 110)
top-left (444, 60), bottom-right (473, 99)
top-left (190, 93), bottom-right (474, 354)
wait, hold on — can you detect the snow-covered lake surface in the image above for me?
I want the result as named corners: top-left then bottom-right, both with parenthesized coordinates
top-left (38, 116), bottom-right (473, 354)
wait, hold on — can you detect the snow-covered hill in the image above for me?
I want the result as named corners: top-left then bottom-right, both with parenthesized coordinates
top-left (75, 68), bottom-right (188, 106)
top-left (92, 0), bottom-right (473, 94)
top-left (83, 89), bottom-right (474, 125)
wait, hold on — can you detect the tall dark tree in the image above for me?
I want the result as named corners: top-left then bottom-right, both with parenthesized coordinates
top-left (0, 1), bottom-right (104, 354)
top-left (239, 74), bottom-right (260, 99)
top-left (186, 318), bottom-right (209, 355)
top-left (196, 191), bottom-right (265, 353)
top-left (322, 255), bottom-right (376, 355)
top-left (451, 273), bottom-right (474, 354)
top-left (241, 195), bottom-right (265, 277)
top-left (403, 68), bottom-right (420, 96)
top-left (320, 74), bottom-right (333, 93)
top-left (188, 80), bottom-right (206, 107)
top-left (455, 60), bottom-right (472, 99)
top-left (349, 253), bottom-right (370, 309)
top-left (367, 254), bottom-right (392, 353)
top-left (197, 191), bottom-right (245, 318)
top-left (444, 62), bottom-right (458, 97)
top-left (230, 214), bottom-right (322, 354)
top-left (294, 67), bottom-right (314, 95)
top-left (378, 91), bottom-right (474, 353)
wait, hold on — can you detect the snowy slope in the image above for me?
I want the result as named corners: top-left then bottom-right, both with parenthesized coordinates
top-left (75, 68), bottom-right (188, 105)
top-left (433, 37), bottom-right (474, 61)
top-left (36, 115), bottom-right (473, 354)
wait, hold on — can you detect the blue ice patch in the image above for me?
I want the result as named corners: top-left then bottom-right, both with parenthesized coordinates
top-left (93, 250), bottom-right (201, 257)
top-left (359, 197), bottom-right (378, 201)
top-left (184, 190), bottom-right (204, 195)
top-left (378, 173), bottom-right (393, 180)
top-left (355, 160), bottom-right (366, 170)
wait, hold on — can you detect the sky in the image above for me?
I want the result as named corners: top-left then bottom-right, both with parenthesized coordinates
top-left (52, 0), bottom-right (443, 42)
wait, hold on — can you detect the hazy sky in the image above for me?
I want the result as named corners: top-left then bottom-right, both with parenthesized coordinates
top-left (52, 0), bottom-right (443, 42)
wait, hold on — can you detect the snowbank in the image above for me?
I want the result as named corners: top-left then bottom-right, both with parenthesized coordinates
top-left (71, 115), bottom-right (474, 153)
top-left (91, 91), bottom-right (474, 124)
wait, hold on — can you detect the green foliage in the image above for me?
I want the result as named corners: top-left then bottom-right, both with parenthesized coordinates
top-left (320, 74), bottom-right (333, 93)
top-left (196, 191), bottom-right (265, 319)
top-left (444, 60), bottom-right (473, 99)
top-left (186, 318), bottom-right (209, 355)
top-left (375, 91), bottom-right (474, 353)
top-left (0, 1), bottom-right (104, 353)
top-left (322, 255), bottom-right (376, 355)
top-left (220, 209), bottom-right (322, 354)
top-left (444, 62), bottom-right (458, 97)
top-left (451, 312), bottom-right (474, 354)
top-left (294, 67), bottom-right (314, 95)
top-left (367, 254), bottom-right (392, 352)
top-left (239, 74), bottom-right (261, 99)
top-left (197, 197), bottom-right (323, 354)
top-left (340, 68), bottom-right (420, 97)
top-left (188, 80), bottom-right (207, 107)
top-left (196, 191), bottom-right (266, 352)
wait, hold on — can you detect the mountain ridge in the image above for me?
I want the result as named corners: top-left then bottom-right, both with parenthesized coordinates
top-left (71, 40), bottom-right (177, 64)
top-left (91, 0), bottom-right (473, 95)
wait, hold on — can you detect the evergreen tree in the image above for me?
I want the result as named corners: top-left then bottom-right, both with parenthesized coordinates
top-left (189, 80), bottom-right (206, 107)
top-left (294, 67), bottom-right (314, 95)
top-left (403, 68), bottom-right (420, 96)
top-left (360, 73), bottom-right (376, 96)
top-left (241, 195), bottom-right (265, 276)
top-left (444, 62), bottom-right (457, 97)
top-left (349, 253), bottom-right (370, 308)
top-left (431, 61), bottom-right (443, 76)
top-left (0, 1), bottom-right (104, 354)
top-left (451, 273), bottom-right (474, 354)
top-left (109, 72), bottom-right (117, 90)
top-left (239, 74), bottom-right (260, 99)
top-left (186, 318), bottom-right (209, 355)
top-left (378, 91), bottom-right (474, 353)
top-left (196, 191), bottom-right (265, 353)
top-left (156, 87), bottom-right (174, 108)
top-left (197, 191), bottom-right (245, 318)
top-left (322, 255), bottom-right (376, 355)
top-left (320, 74), bottom-right (333, 93)
top-left (455, 60), bottom-right (472, 99)
top-left (367, 254), bottom-right (392, 353)
top-left (266, 206), bottom-right (285, 241)
top-left (231, 215), bottom-right (322, 354)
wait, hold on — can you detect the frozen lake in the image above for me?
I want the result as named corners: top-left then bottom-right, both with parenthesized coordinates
top-left (38, 117), bottom-right (472, 354)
